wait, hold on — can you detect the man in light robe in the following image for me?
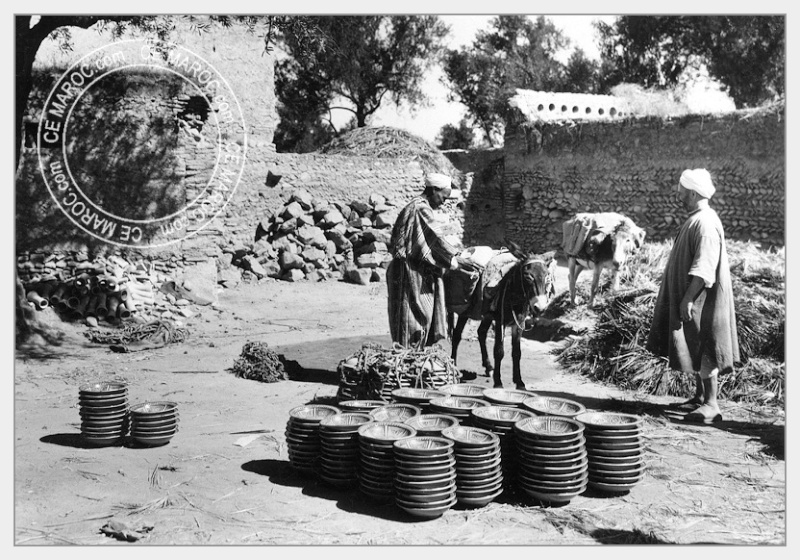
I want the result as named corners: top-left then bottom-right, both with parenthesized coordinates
top-left (647, 169), bottom-right (739, 424)
top-left (387, 173), bottom-right (464, 348)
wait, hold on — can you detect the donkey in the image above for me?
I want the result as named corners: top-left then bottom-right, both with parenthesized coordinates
top-left (447, 244), bottom-right (557, 390)
top-left (566, 216), bottom-right (645, 307)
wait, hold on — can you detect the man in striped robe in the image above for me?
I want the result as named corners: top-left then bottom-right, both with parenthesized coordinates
top-left (387, 173), bottom-right (462, 348)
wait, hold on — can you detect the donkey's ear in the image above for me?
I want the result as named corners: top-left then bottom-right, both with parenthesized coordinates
top-left (504, 238), bottom-right (526, 260)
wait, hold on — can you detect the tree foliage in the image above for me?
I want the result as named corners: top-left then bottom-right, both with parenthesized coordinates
top-left (275, 15), bottom-right (448, 153)
top-left (443, 16), bottom-right (578, 146)
top-left (436, 118), bottom-right (475, 150)
top-left (596, 16), bottom-right (785, 108)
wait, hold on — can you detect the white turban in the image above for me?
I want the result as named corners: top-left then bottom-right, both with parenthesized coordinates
top-left (425, 173), bottom-right (452, 190)
top-left (680, 168), bottom-right (716, 199)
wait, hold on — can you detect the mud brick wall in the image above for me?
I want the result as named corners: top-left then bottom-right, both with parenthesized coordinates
top-left (502, 107), bottom-right (785, 251)
top-left (442, 148), bottom-right (506, 248)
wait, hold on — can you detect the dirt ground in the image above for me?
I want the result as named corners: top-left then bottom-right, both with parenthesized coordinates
top-left (13, 264), bottom-right (786, 547)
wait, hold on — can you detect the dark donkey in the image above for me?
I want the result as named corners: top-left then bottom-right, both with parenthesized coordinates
top-left (447, 244), bottom-right (557, 390)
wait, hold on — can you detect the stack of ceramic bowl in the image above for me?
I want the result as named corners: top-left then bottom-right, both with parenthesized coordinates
top-left (576, 412), bottom-right (646, 493)
top-left (482, 388), bottom-right (537, 408)
top-left (429, 396), bottom-right (487, 426)
top-left (357, 422), bottom-right (417, 501)
top-left (369, 403), bottom-right (421, 423)
top-left (129, 402), bottom-right (179, 447)
top-left (285, 404), bottom-right (340, 474)
top-left (394, 436), bottom-right (458, 518)
top-left (405, 414), bottom-right (460, 437)
top-left (514, 416), bottom-right (588, 504)
top-left (441, 426), bottom-right (504, 508)
top-left (470, 406), bottom-right (535, 490)
top-left (391, 388), bottom-right (446, 412)
top-left (522, 395), bottom-right (587, 419)
top-left (339, 400), bottom-right (386, 413)
top-left (318, 412), bottom-right (372, 487)
top-left (79, 382), bottom-right (129, 446)
top-left (440, 383), bottom-right (487, 399)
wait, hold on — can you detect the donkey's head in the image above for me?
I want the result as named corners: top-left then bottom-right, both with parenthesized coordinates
top-left (506, 241), bottom-right (557, 316)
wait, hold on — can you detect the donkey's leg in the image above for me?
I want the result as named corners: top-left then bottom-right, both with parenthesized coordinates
top-left (589, 265), bottom-right (602, 307)
top-left (511, 322), bottom-right (525, 390)
top-left (568, 258), bottom-right (581, 304)
top-left (450, 313), bottom-right (470, 366)
top-left (477, 315), bottom-right (494, 377)
top-left (492, 320), bottom-right (505, 388)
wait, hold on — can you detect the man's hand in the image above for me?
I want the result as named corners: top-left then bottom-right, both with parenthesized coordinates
top-left (680, 298), bottom-right (694, 322)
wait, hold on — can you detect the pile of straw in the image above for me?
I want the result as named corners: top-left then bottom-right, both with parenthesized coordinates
top-left (230, 341), bottom-right (287, 383)
top-left (318, 126), bottom-right (461, 185)
top-left (554, 240), bottom-right (784, 405)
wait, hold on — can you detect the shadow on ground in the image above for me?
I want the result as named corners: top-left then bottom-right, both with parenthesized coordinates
top-left (274, 335), bottom-right (394, 386)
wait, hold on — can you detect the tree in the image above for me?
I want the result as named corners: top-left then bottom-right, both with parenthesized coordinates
top-left (563, 48), bottom-right (601, 93)
top-left (436, 118), bottom-right (475, 150)
top-left (275, 15), bottom-right (448, 152)
top-left (443, 16), bottom-right (574, 146)
top-left (596, 16), bottom-right (784, 107)
top-left (14, 15), bottom-right (320, 342)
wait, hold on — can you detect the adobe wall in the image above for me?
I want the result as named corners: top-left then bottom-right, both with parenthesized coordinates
top-left (502, 107), bottom-right (785, 252)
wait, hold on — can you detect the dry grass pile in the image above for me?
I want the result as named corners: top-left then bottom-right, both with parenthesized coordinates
top-left (318, 126), bottom-right (462, 185)
top-left (229, 341), bottom-right (287, 383)
top-left (554, 240), bottom-right (784, 405)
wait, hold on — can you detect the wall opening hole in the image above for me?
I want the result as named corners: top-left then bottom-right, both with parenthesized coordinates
top-left (548, 104), bottom-right (555, 111)
top-left (585, 107), bottom-right (592, 114)
top-left (537, 104), bottom-right (544, 111)
top-left (609, 107), bottom-right (617, 117)
top-left (572, 106), bottom-right (579, 113)
top-left (598, 108), bottom-right (605, 115)
top-left (561, 105), bottom-right (567, 112)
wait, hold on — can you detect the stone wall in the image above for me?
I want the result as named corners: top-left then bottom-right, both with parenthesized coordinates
top-left (501, 106), bottom-right (785, 251)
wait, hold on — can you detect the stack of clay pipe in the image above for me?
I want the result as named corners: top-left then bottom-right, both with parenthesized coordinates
top-left (25, 272), bottom-right (136, 324)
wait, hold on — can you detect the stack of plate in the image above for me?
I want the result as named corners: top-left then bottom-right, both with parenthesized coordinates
top-left (369, 403), bottom-right (422, 423)
top-left (522, 395), bottom-right (587, 419)
top-left (318, 412), bottom-right (372, 487)
top-left (285, 404), bottom-right (341, 474)
top-left (441, 426), bottom-right (504, 508)
top-left (482, 388), bottom-right (537, 408)
top-left (393, 437), bottom-right (458, 519)
top-left (470, 406), bottom-right (535, 490)
top-left (429, 396), bottom-right (487, 426)
top-left (79, 382), bottom-right (129, 447)
top-left (357, 422), bottom-right (417, 501)
top-left (440, 383), bottom-right (487, 399)
top-left (129, 402), bottom-right (179, 447)
top-left (514, 416), bottom-right (588, 504)
top-left (405, 414), bottom-right (460, 437)
top-left (391, 388), bottom-right (446, 412)
top-left (576, 412), bottom-right (646, 493)
top-left (339, 400), bottom-right (386, 413)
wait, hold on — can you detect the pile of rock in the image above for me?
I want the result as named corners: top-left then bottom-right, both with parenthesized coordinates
top-left (225, 189), bottom-right (402, 286)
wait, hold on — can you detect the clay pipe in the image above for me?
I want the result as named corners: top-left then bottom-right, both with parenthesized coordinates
top-left (26, 290), bottom-right (49, 311)
top-left (106, 294), bottom-right (120, 318)
top-left (95, 292), bottom-right (108, 319)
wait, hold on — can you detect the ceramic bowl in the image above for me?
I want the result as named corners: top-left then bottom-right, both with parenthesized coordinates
top-left (522, 396), bottom-right (587, 418)
top-left (369, 404), bottom-right (422, 422)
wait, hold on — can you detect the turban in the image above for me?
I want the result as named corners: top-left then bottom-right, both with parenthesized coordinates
top-left (425, 173), bottom-right (452, 190)
top-left (680, 168), bottom-right (716, 199)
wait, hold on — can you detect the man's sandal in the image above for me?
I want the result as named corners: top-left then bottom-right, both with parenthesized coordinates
top-left (685, 404), bottom-right (723, 425)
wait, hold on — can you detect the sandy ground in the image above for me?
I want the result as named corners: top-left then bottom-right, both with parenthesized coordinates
top-left (13, 265), bottom-right (786, 546)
